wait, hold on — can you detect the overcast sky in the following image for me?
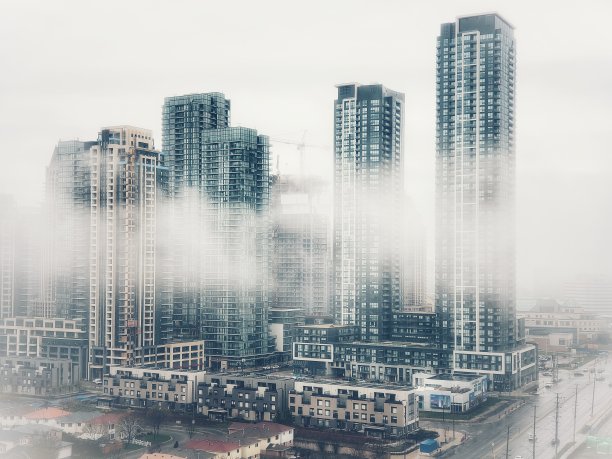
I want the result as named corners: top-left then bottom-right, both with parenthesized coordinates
top-left (1, 0), bottom-right (611, 297)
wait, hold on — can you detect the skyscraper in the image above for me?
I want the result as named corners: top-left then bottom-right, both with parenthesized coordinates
top-left (46, 140), bottom-right (96, 322)
top-left (333, 83), bottom-right (404, 342)
top-left (400, 195), bottom-right (427, 310)
top-left (162, 94), bottom-right (274, 369)
top-left (88, 126), bottom-right (165, 377)
top-left (270, 174), bottom-right (331, 317)
top-left (0, 196), bottom-right (16, 319)
top-left (161, 93), bottom-right (231, 340)
top-left (436, 14), bottom-right (536, 389)
top-left (198, 127), bottom-right (272, 368)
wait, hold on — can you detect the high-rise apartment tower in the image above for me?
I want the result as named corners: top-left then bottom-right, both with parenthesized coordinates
top-left (162, 94), bottom-right (274, 369)
top-left (88, 126), bottom-right (165, 377)
top-left (436, 14), bottom-right (536, 389)
top-left (333, 83), bottom-right (404, 342)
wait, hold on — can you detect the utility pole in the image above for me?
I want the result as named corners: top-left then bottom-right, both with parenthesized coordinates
top-left (555, 393), bottom-right (560, 458)
top-left (573, 384), bottom-right (578, 444)
top-left (591, 366), bottom-right (596, 417)
top-left (442, 402), bottom-right (447, 442)
top-left (505, 424), bottom-right (510, 459)
top-left (452, 395), bottom-right (456, 440)
top-left (532, 404), bottom-right (536, 459)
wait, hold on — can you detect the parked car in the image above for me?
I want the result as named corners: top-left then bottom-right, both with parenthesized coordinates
top-left (528, 433), bottom-right (536, 441)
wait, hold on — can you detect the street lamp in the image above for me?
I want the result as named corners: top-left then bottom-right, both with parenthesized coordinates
top-left (452, 394), bottom-right (456, 440)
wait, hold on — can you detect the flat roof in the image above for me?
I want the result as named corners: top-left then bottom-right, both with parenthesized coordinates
top-left (346, 340), bottom-right (431, 349)
top-left (429, 373), bottom-right (483, 382)
top-left (294, 377), bottom-right (413, 392)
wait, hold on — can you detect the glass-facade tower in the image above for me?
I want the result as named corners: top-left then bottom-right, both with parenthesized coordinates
top-left (46, 140), bottom-right (96, 322)
top-left (436, 14), bottom-right (529, 385)
top-left (162, 94), bottom-right (274, 368)
top-left (161, 93), bottom-right (231, 340)
top-left (333, 83), bottom-right (404, 342)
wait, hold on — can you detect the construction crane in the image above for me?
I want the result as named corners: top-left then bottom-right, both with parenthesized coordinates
top-left (270, 131), bottom-right (329, 177)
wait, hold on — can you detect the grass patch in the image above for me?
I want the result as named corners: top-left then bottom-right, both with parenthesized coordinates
top-left (123, 443), bottom-right (144, 451)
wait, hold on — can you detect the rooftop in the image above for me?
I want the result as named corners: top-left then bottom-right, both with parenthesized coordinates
top-left (294, 377), bottom-right (413, 392)
top-left (24, 407), bottom-right (70, 420)
top-left (185, 439), bottom-right (240, 454)
top-left (344, 340), bottom-right (432, 349)
top-left (428, 373), bottom-right (484, 382)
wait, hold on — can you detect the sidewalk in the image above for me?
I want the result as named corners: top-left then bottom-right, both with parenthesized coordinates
top-left (400, 428), bottom-right (466, 458)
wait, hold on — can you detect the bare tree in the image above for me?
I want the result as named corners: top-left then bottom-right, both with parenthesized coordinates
top-left (147, 408), bottom-right (168, 439)
top-left (82, 422), bottom-right (108, 443)
top-left (119, 415), bottom-right (142, 446)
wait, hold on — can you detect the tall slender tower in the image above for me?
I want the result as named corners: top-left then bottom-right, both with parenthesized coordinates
top-left (436, 14), bottom-right (532, 389)
top-left (0, 196), bottom-right (16, 319)
top-left (270, 175), bottom-right (330, 317)
top-left (162, 94), bottom-right (273, 369)
top-left (88, 126), bottom-right (164, 378)
top-left (333, 83), bottom-right (404, 341)
top-left (198, 127), bottom-right (272, 368)
top-left (161, 93), bottom-right (231, 340)
top-left (46, 140), bottom-right (96, 322)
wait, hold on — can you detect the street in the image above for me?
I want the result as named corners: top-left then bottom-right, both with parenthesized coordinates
top-left (429, 355), bottom-right (612, 459)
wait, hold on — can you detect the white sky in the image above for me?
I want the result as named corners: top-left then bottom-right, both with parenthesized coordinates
top-left (1, 0), bottom-right (611, 297)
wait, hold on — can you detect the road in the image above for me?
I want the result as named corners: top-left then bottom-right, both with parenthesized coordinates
top-left (430, 355), bottom-right (612, 459)
top-left (568, 393), bottom-right (612, 458)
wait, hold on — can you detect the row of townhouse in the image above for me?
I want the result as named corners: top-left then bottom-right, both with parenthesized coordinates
top-left (289, 379), bottom-right (419, 439)
top-left (101, 366), bottom-right (421, 438)
top-left (0, 356), bottom-right (80, 395)
top-left (103, 366), bottom-right (206, 410)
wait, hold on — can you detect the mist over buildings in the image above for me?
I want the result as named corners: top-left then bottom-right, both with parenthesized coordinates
top-left (2, 1), bottom-right (611, 301)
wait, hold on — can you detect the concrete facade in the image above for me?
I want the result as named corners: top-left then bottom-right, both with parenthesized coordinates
top-left (289, 379), bottom-right (418, 438)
